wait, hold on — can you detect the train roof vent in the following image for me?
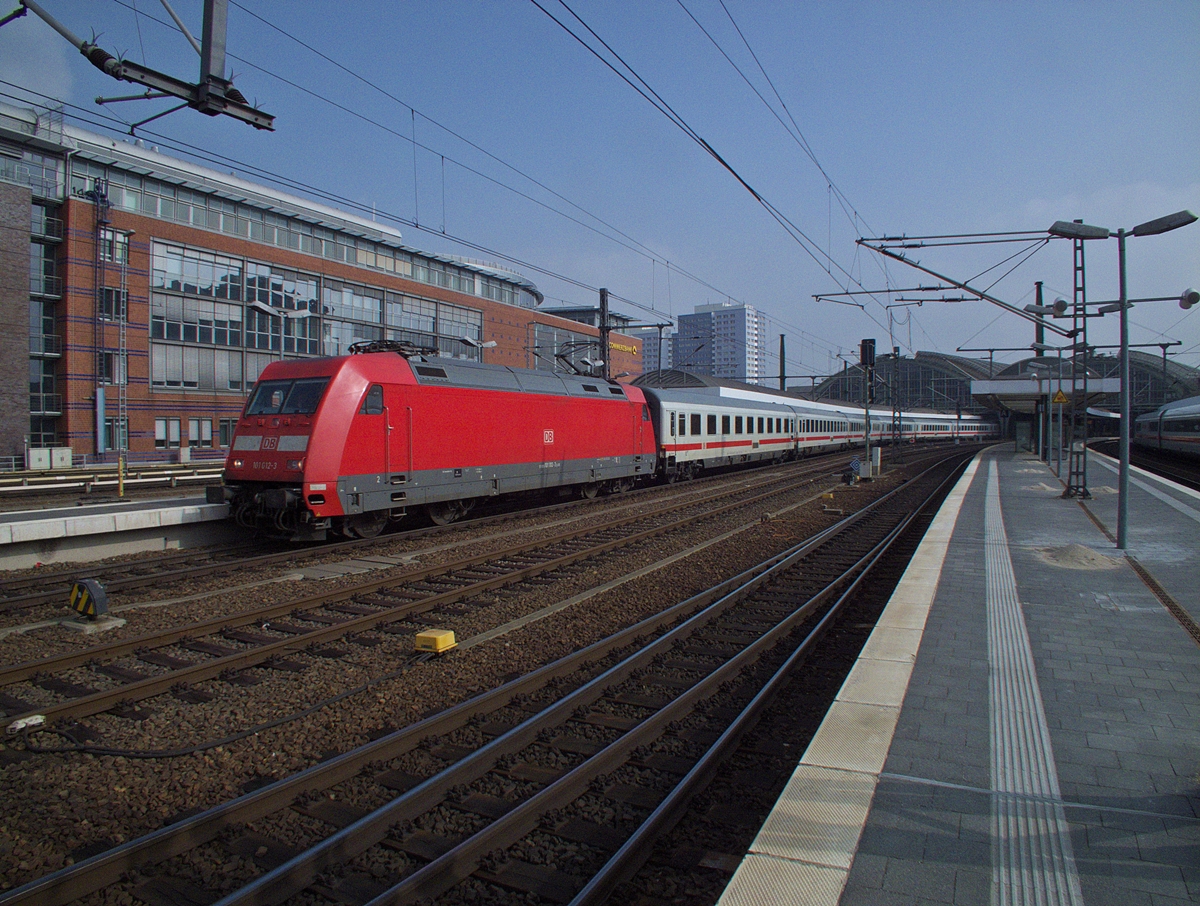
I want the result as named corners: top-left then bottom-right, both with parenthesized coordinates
top-left (582, 384), bottom-right (599, 393)
top-left (414, 365), bottom-right (449, 380)
top-left (609, 386), bottom-right (625, 396)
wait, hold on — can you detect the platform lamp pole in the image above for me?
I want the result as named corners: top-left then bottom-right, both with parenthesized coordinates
top-left (1049, 210), bottom-right (1198, 550)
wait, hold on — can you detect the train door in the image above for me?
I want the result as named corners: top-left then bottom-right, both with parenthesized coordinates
top-left (360, 384), bottom-right (389, 482)
top-left (341, 383), bottom-right (397, 538)
top-left (367, 384), bottom-right (410, 506)
top-left (638, 402), bottom-right (649, 461)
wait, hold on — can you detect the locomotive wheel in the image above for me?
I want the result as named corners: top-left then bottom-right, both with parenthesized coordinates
top-left (580, 482), bottom-right (600, 499)
top-left (344, 511), bottom-right (388, 538)
top-left (426, 500), bottom-right (464, 525)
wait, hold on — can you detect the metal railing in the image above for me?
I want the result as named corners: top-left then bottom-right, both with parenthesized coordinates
top-left (30, 273), bottom-right (62, 296)
top-left (29, 334), bottom-right (62, 356)
top-left (31, 214), bottom-right (64, 240)
top-left (29, 393), bottom-right (62, 414)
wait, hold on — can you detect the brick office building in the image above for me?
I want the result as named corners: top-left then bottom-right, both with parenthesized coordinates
top-left (0, 103), bottom-right (641, 464)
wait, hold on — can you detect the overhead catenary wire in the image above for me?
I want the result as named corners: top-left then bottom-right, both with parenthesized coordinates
top-left (1, 81), bottom-right (624, 304)
top-left (529, 0), bottom-right (901, 344)
top-left (101, 0), bottom-right (751, 317)
top-left (54, 2), bottom-right (862, 356)
top-left (35, 0), bottom-right (908, 361)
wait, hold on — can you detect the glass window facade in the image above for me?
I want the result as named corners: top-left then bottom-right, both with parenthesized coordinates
top-left (1, 145), bottom-right (63, 199)
top-left (70, 160), bottom-right (536, 308)
top-left (147, 240), bottom-right (484, 389)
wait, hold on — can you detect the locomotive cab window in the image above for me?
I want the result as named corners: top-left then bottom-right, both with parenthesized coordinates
top-left (360, 384), bottom-right (384, 415)
top-left (246, 377), bottom-right (330, 416)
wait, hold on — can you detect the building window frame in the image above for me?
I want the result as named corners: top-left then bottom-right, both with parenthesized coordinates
top-left (155, 417), bottom-right (181, 449)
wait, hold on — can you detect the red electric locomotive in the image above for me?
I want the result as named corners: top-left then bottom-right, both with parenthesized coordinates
top-left (223, 342), bottom-right (656, 540)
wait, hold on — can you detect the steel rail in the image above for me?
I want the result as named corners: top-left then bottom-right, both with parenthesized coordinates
top-left (569, 457), bottom-right (968, 905)
top-left (0, 465), bottom-right (833, 724)
top-left (0, 542), bottom-right (280, 612)
top-left (0, 453), bottom-right (969, 906)
top-left (211, 455), bottom-right (970, 906)
top-left (206, 483), bottom-right (908, 906)
top-left (0, 460), bottom-right (823, 684)
top-left (0, 454), bottom-right (829, 614)
top-left (0, 488), bottom-right (861, 906)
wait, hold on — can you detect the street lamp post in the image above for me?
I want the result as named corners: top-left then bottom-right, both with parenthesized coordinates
top-left (1048, 210), bottom-right (1197, 549)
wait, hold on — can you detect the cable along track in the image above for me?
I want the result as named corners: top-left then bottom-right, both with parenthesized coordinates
top-left (0, 451), bottom-right (973, 906)
top-left (0, 460), bottom-right (834, 731)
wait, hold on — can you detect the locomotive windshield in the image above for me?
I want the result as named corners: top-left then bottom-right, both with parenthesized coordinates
top-left (245, 377), bottom-right (330, 416)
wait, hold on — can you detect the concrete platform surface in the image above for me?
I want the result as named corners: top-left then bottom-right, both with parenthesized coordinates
top-left (720, 447), bottom-right (1200, 906)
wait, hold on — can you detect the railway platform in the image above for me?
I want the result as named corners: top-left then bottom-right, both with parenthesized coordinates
top-left (719, 446), bottom-right (1200, 906)
top-left (0, 496), bottom-right (233, 569)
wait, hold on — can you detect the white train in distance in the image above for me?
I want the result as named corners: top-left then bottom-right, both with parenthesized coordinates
top-left (635, 379), bottom-right (998, 482)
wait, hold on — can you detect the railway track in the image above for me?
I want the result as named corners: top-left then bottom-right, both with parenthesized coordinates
top-left (0, 451), bottom-right (871, 619)
top-left (0, 456), bottom-right (850, 730)
top-left (0, 542), bottom-right (283, 615)
top-left (0, 464), bottom-right (223, 502)
top-left (0, 448), bottom-right (973, 906)
top-left (1090, 439), bottom-right (1200, 491)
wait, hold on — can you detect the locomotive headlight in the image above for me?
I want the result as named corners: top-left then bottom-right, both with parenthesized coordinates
top-left (287, 459), bottom-right (304, 471)
top-left (232, 459), bottom-right (244, 469)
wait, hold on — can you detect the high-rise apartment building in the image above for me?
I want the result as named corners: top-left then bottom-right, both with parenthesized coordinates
top-left (672, 302), bottom-right (767, 384)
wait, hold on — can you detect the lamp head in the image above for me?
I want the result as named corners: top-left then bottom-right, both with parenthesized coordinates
top-left (1131, 210), bottom-right (1197, 237)
top-left (1182, 288), bottom-right (1200, 311)
top-left (1049, 221), bottom-right (1110, 240)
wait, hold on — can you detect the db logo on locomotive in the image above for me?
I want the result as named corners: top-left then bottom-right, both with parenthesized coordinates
top-left (543, 430), bottom-right (554, 444)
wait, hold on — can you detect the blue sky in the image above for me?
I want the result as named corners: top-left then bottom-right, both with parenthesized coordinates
top-left (2, 0), bottom-right (1197, 375)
